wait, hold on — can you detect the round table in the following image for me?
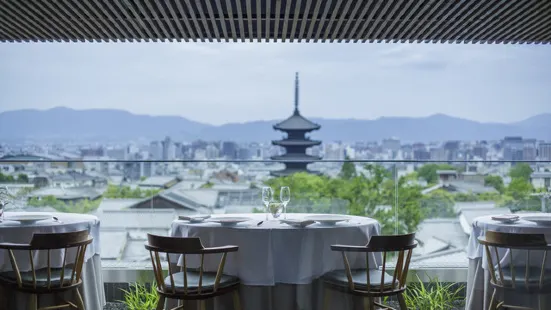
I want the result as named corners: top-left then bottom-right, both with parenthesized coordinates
top-left (169, 213), bottom-right (381, 310)
top-left (0, 212), bottom-right (105, 310)
top-left (466, 213), bottom-right (551, 310)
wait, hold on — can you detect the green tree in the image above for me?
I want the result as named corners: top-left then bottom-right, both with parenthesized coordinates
top-left (505, 178), bottom-right (533, 201)
top-left (17, 174), bottom-right (29, 184)
top-left (420, 190), bottom-right (456, 218)
top-left (509, 163), bottom-right (533, 181)
top-left (200, 181), bottom-right (214, 189)
top-left (417, 164), bottom-right (456, 185)
top-left (484, 175), bottom-right (504, 193)
top-left (339, 156), bottom-right (357, 180)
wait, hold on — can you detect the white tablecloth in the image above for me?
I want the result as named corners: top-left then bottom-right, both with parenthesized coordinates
top-left (466, 214), bottom-right (551, 310)
top-left (168, 213), bottom-right (381, 310)
top-left (0, 212), bottom-right (105, 310)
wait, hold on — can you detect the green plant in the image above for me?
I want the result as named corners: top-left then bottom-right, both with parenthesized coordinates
top-left (119, 283), bottom-right (160, 310)
top-left (403, 275), bottom-right (464, 310)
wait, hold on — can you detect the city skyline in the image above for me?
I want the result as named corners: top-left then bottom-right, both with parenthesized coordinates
top-left (1, 43), bottom-right (550, 125)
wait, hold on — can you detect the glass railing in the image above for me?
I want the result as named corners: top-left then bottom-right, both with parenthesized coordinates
top-left (1, 158), bottom-right (550, 272)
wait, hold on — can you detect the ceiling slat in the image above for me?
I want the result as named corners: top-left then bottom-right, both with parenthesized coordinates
top-left (289, 0), bottom-right (302, 42)
top-left (113, 0), bottom-right (146, 41)
top-left (133, 0), bottom-right (162, 41)
top-left (0, 1), bottom-right (54, 42)
top-left (224, 0), bottom-right (237, 42)
top-left (183, 0), bottom-right (204, 42)
top-left (95, 0), bottom-right (133, 41)
top-left (338, 0), bottom-right (363, 42)
top-left (358, 0), bottom-right (384, 42)
top-left (0, 0), bottom-right (550, 44)
top-left (143, 0), bottom-right (172, 41)
top-left (235, 0), bottom-right (246, 41)
top-left (305, 0), bottom-right (322, 43)
top-left (154, 0), bottom-right (180, 42)
top-left (465, 0), bottom-right (526, 43)
top-left (78, 0), bottom-right (121, 41)
top-left (48, 1), bottom-right (95, 41)
top-left (322, 0), bottom-right (343, 41)
top-left (313, 0), bottom-right (332, 42)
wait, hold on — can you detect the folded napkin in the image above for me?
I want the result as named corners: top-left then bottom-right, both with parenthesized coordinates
top-left (178, 215), bottom-right (211, 221)
top-left (491, 214), bottom-right (519, 221)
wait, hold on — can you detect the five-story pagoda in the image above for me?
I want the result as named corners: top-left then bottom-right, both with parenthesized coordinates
top-left (271, 73), bottom-right (322, 177)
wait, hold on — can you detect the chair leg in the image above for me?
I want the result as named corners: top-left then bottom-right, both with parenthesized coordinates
top-left (28, 294), bottom-right (38, 310)
top-left (488, 288), bottom-right (497, 310)
top-left (156, 295), bottom-right (166, 310)
top-left (232, 289), bottom-right (242, 310)
top-left (363, 297), bottom-right (369, 310)
top-left (322, 287), bottom-right (331, 310)
top-left (75, 289), bottom-right (86, 310)
top-left (397, 292), bottom-right (407, 310)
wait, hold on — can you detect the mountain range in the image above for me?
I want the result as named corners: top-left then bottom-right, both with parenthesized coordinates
top-left (1, 107), bottom-right (550, 143)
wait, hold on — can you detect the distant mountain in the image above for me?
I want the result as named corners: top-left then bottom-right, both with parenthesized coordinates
top-left (1, 107), bottom-right (550, 142)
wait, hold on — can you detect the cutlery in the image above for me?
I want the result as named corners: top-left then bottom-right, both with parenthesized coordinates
top-left (257, 221), bottom-right (264, 226)
top-left (53, 216), bottom-right (62, 224)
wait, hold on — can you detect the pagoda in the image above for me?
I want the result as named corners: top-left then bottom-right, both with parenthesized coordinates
top-left (271, 73), bottom-right (322, 177)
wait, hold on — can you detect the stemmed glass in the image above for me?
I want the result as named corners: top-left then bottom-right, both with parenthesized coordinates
top-left (280, 186), bottom-right (290, 219)
top-left (261, 187), bottom-right (273, 221)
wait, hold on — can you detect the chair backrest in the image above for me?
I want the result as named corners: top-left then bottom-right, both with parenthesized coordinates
top-left (478, 231), bottom-right (549, 291)
top-left (332, 233), bottom-right (417, 294)
top-left (367, 233), bottom-right (417, 293)
top-left (7, 230), bottom-right (92, 291)
top-left (144, 234), bottom-right (235, 296)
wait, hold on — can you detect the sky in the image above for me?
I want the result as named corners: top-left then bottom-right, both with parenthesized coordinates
top-left (0, 42), bottom-right (550, 125)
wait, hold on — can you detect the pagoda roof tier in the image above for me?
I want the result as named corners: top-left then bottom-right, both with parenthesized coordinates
top-left (272, 139), bottom-right (321, 147)
top-left (273, 112), bottom-right (321, 132)
top-left (271, 154), bottom-right (322, 161)
top-left (271, 169), bottom-right (322, 177)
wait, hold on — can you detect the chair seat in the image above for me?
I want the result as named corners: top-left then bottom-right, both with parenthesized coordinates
top-left (322, 269), bottom-right (396, 291)
top-left (164, 271), bottom-right (239, 293)
top-left (0, 267), bottom-right (75, 287)
top-left (496, 267), bottom-right (551, 288)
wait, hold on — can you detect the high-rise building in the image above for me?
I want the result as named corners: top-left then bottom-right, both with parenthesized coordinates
top-left (149, 141), bottom-right (162, 160)
top-left (271, 73), bottom-right (322, 177)
top-left (221, 141), bottom-right (238, 159)
top-left (539, 143), bottom-right (551, 161)
top-left (161, 136), bottom-right (174, 160)
top-left (503, 136), bottom-right (523, 161)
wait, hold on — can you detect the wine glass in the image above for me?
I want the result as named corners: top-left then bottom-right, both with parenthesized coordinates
top-left (280, 186), bottom-right (290, 219)
top-left (261, 187), bottom-right (273, 221)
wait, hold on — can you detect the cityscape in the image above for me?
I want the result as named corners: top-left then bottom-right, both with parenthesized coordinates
top-left (1, 74), bottom-right (550, 271)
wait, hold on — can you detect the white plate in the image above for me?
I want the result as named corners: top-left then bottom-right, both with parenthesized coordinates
top-left (5, 214), bottom-right (52, 224)
top-left (179, 215), bottom-right (211, 223)
top-left (522, 216), bottom-right (551, 226)
top-left (280, 219), bottom-right (315, 228)
top-left (304, 215), bottom-right (350, 225)
top-left (208, 217), bottom-right (251, 227)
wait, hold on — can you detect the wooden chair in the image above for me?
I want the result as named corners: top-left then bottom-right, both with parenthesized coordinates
top-left (478, 231), bottom-right (551, 310)
top-left (322, 233), bottom-right (417, 310)
top-left (0, 230), bottom-right (93, 310)
top-left (144, 234), bottom-right (242, 310)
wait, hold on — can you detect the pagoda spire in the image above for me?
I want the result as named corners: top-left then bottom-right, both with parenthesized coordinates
top-left (294, 72), bottom-right (299, 115)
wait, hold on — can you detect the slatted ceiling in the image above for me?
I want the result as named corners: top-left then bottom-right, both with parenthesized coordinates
top-left (1, 0), bottom-right (550, 44)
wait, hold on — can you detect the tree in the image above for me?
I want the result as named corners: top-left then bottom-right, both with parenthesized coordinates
top-left (16, 174), bottom-right (29, 183)
top-left (419, 190), bottom-right (456, 218)
top-left (339, 156), bottom-right (357, 179)
top-left (484, 175), bottom-right (504, 193)
top-left (505, 178), bottom-right (533, 201)
top-left (509, 163), bottom-right (533, 181)
top-left (417, 164), bottom-right (456, 185)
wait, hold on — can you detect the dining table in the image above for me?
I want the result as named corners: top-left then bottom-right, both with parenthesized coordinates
top-left (466, 213), bottom-right (551, 310)
top-left (168, 213), bottom-right (381, 310)
top-left (0, 212), bottom-right (105, 310)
